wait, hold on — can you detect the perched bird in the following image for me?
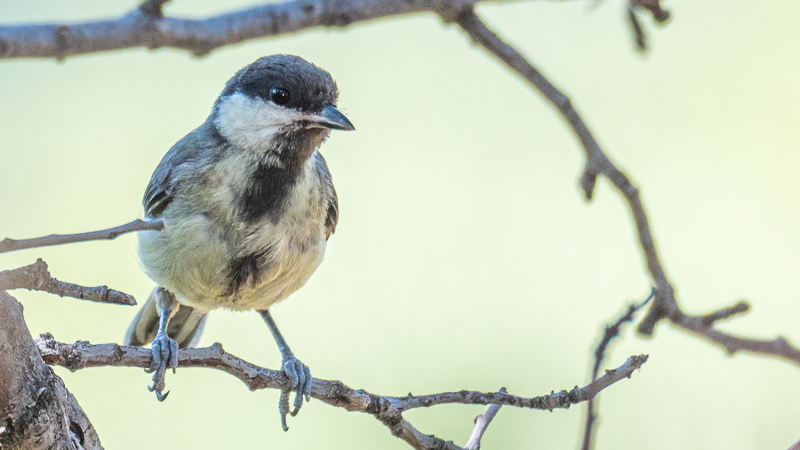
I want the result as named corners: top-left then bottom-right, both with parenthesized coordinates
top-left (124, 54), bottom-right (354, 429)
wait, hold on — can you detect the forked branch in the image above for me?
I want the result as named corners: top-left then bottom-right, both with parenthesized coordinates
top-left (447, 6), bottom-right (800, 370)
top-left (0, 259), bottom-right (136, 306)
top-left (36, 334), bottom-right (647, 450)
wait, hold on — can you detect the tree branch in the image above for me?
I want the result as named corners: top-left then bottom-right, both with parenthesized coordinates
top-left (464, 388), bottom-right (506, 450)
top-left (672, 312), bottom-right (800, 366)
top-left (582, 291), bottom-right (652, 450)
top-left (36, 334), bottom-right (647, 449)
top-left (0, 0), bottom-right (525, 61)
top-left (446, 6), bottom-right (800, 369)
top-left (447, 5), bottom-right (677, 336)
top-left (0, 292), bottom-right (102, 450)
top-left (0, 259), bottom-right (136, 306)
top-left (0, 219), bottom-right (164, 254)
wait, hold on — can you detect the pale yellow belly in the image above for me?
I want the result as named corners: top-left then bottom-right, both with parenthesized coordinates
top-left (138, 214), bottom-right (326, 312)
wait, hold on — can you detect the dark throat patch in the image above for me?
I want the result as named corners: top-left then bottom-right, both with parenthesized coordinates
top-left (237, 128), bottom-right (326, 223)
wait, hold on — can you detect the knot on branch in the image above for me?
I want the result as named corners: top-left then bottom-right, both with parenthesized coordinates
top-left (319, 11), bottom-right (355, 28)
top-left (54, 25), bottom-right (73, 61)
top-left (139, 0), bottom-right (170, 19)
top-left (531, 390), bottom-right (574, 411)
top-left (35, 334), bottom-right (84, 372)
top-left (435, 4), bottom-right (473, 24)
top-left (365, 393), bottom-right (393, 415)
top-left (375, 412), bottom-right (404, 436)
top-left (637, 287), bottom-right (677, 336)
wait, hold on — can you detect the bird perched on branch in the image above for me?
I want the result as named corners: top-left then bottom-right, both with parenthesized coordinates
top-left (124, 54), bottom-right (354, 429)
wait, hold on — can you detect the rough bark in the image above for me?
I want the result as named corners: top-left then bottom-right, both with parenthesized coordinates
top-left (0, 291), bottom-right (102, 450)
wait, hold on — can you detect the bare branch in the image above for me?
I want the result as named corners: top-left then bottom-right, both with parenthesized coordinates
top-left (627, 3), bottom-right (646, 51)
top-left (36, 334), bottom-right (646, 449)
top-left (0, 218), bottom-right (163, 254)
top-left (582, 291), bottom-right (652, 450)
top-left (697, 301), bottom-right (750, 327)
top-left (0, 259), bottom-right (136, 306)
top-left (446, 7), bottom-right (677, 337)
top-left (37, 334), bottom-right (647, 411)
top-left (626, 0), bottom-right (671, 51)
top-left (632, 0), bottom-right (670, 22)
top-left (384, 418), bottom-right (464, 450)
top-left (673, 312), bottom-right (800, 366)
top-left (0, 0), bottom-right (527, 61)
top-left (464, 388), bottom-right (506, 450)
top-left (446, 7), bottom-right (800, 372)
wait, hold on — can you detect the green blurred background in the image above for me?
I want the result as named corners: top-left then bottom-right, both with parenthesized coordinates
top-left (2, 0), bottom-right (799, 448)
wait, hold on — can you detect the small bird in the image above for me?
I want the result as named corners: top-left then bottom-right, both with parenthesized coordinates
top-left (124, 54), bottom-right (354, 429)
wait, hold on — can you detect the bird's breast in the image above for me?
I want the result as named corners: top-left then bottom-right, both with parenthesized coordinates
top-left (212, 154), bottom-right (330, 310)
top-left (139, 152), bottom-right (331, 312)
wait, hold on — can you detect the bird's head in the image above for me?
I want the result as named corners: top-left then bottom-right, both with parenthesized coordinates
top-left (213, 55), bottom-right (354, 162)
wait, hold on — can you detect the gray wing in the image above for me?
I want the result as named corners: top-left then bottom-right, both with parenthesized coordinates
top-left (325, 185), bottom-right (339, 240)
top-left (143, 122), bottom-right (219, 218)
top-left (143, 151), bottom-right (180, 218)
top-left (314, 152), bottom-right (339, 240)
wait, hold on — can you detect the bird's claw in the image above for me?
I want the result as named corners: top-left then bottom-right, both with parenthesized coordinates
top-left (278, 354), bottom-right (312, 430)
top-left (147, 332), bottom-right (178, 402)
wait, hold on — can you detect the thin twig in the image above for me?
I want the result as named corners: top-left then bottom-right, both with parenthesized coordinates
top-left (627, 3), bottom-right (647, 51)
top-left (698, 301), bottom-right (750, 327)
top-left (36, 334), bottom-right (647, 450)
top-left (0, 219), bottom-right (164, 254)
top-left (464, 387), bottom-right (506, 450)
top-left (448, 6), bottom-right (800, 367)
top-left (0, 259), bottom-right (136, 305)
top-left (673, 313), bottom-right (800, 365)
top-left (627, 0), bottom-right (671, 51)
top-left (582, 291), bottom-right (653, 450)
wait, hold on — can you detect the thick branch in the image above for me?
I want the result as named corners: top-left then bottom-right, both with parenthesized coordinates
top-left (36, 335), bottom-right (646, 449)
top-left (0, 292), bottom-right (101, 450)
top-left (0, 0), bottom-right (521, 61)
top-left (0, 219), bottom-right (163, 254)
top-left (0, 259), bottom-right (136, 306)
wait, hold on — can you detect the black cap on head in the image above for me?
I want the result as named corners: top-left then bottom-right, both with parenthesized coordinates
top-left (220, 55), bottom-right (339, 113)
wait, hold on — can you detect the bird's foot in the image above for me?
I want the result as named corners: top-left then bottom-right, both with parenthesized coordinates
top-left (278, 354), bottom-right (312, 431)
top-left (144, 331), bottom-right (178, 401)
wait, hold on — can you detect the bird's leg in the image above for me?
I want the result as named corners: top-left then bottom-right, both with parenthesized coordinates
top-left (145, 287), bottom-right (179, 401)
top-left (260, 309), bottom-right (312, 431)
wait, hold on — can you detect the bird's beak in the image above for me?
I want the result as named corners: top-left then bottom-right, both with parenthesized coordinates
top-left (305, 106), bottom-right (355, 131)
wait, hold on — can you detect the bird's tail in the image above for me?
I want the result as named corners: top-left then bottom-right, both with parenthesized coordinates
top-left (124, 287), bottom-right (208, 349)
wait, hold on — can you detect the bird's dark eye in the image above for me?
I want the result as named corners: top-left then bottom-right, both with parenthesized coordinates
top-left (270, 88), bottom-right (290, 105)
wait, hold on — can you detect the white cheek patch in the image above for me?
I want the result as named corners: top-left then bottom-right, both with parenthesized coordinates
top-left (214, 92), bottom-right (301, 151)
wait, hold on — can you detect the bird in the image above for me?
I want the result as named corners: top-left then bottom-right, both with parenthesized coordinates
top-left (124, 54), bottom-right (354, 430)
